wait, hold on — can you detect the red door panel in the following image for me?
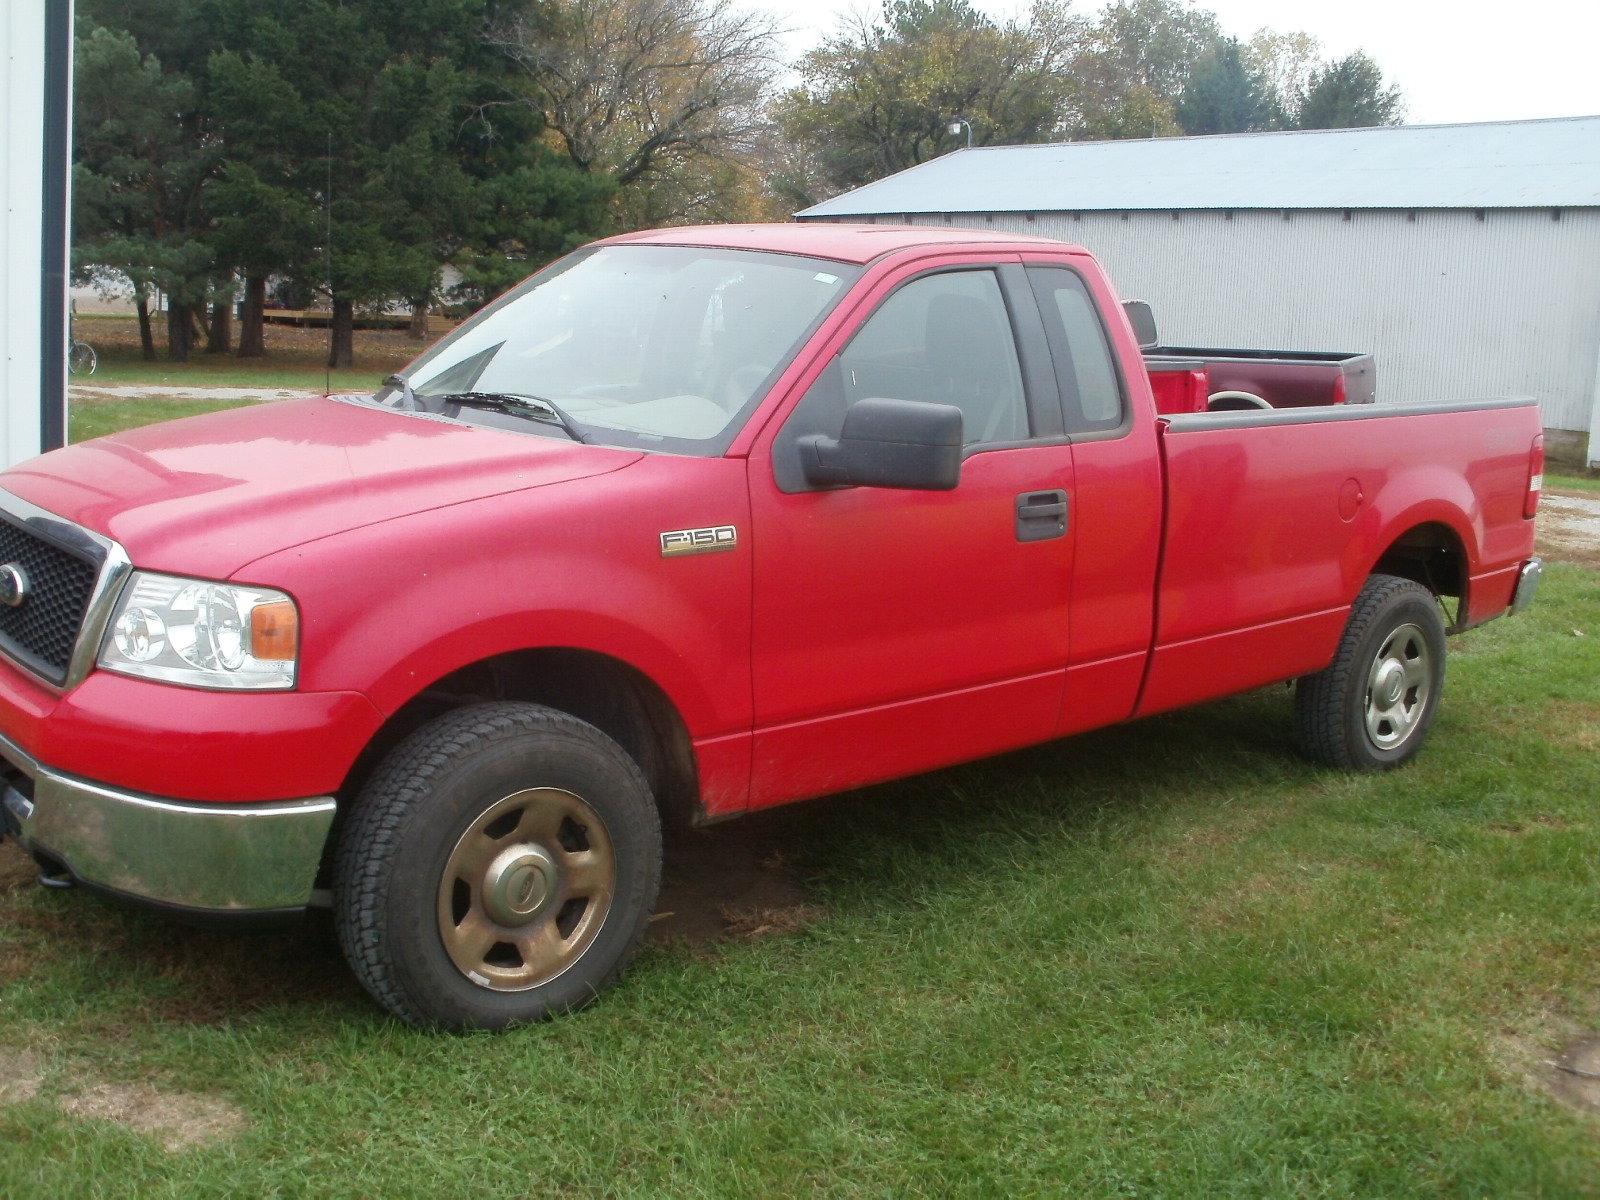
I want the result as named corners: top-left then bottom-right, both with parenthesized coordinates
top-left (1020, 253), bottom-right (1165, 733)
top-left (747, 443), bottom-right (1074, 808)
top-left (744, 252), bottom-right (1078, 811)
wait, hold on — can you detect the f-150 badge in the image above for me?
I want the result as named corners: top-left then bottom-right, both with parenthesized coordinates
top-left (660, 526), bottom-right (738, 557)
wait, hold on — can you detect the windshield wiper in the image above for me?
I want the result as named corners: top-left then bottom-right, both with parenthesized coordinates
top-left (432, 391), bottom-right (589, 444)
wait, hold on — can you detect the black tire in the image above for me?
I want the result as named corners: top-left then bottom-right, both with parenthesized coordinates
top-left (333, 702), bottom-right (662, 1030)
top-left (1294, 574), bottom-right (1447, 771)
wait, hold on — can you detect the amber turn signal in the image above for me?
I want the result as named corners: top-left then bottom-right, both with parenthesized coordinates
top-left (250, 599), bottom-right (299, 661)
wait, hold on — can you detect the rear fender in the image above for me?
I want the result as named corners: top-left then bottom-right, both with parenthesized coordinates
top-left (1355, 466), bottom-right (1480, 603)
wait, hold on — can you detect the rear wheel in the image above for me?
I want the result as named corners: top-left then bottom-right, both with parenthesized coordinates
top-left (68, 341), bottom-right (96, 376)
top-left (1294, 574), bottom-right (1446, 771)
top-left (334, 702), bottom-right (662, 1029)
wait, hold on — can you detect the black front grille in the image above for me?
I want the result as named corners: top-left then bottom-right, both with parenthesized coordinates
top-left (0, 516), bottom-right (101, 685)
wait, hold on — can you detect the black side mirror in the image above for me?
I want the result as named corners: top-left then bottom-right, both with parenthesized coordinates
top-left (798, 397), bottom-right (962, 491)
top-left (1123, 300), bottom-right (1158, 350)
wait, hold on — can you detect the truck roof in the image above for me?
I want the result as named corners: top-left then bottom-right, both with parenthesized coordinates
top-left (599, 222), bottom-right (1081, 265)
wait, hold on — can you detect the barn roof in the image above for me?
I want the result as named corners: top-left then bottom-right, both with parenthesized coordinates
top-left (796, 115), bottom-right (1600, 218)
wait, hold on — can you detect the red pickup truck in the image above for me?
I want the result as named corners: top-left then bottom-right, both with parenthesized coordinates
top-left (0, 224), bottom-right (1543, 1029)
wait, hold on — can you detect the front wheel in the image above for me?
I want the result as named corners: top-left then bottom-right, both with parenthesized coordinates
top-left (1294, 574), bottom-right (1447, 771)
top-left (333, 702), bottom-right (662, 1029)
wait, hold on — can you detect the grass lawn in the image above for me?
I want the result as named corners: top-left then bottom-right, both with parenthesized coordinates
top-left (1550, 470), bottom-right (1600, 494)
top-left (71, 314), bottom-right (434, 394)
top-left (3, 437), bottom-right (1598, 1194)
top-left (83, 360), bottom-right (383, 394)
top-left (70, 398), bottom-right (258, 443)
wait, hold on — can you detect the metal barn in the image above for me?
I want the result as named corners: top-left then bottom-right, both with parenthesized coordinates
top-left (797, 116), bottom-right (1600, 467)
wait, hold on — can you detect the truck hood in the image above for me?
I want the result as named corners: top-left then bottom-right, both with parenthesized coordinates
top-left (0, 397), bottom-right (643, 579)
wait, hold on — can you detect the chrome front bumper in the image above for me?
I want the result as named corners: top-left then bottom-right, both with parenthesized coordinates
top-left (1511, 557), bottom-right (1542, 615)
top-left (0, 730), bottom-right (335, 913)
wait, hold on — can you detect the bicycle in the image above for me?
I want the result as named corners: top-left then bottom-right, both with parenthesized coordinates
top-left (67, 301), bottom-right (97, 376)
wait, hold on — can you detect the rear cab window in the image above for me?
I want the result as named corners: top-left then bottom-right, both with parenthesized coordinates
top-left (1026, 267), bottom-right (1128, 437)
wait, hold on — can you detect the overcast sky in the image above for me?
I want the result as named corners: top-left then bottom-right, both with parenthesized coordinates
top-left (758, 0), bottom-right (1600, 126)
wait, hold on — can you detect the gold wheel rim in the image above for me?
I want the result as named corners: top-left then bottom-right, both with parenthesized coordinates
top-left (435, 787), bottom-right (615, 992)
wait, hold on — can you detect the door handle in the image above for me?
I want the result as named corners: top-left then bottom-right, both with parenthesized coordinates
top-left (1015, 489), bottom-right (1069, 542)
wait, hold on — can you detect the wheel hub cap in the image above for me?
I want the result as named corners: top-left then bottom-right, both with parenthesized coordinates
top-left (435, 787), bottom-right (616, 992)
top-left (481, 844), bottom-right (557, 926)
top-left (1364, 622), bottom-right (1432, 751)
top-left (1375, 661), bottom-right (1405, 707)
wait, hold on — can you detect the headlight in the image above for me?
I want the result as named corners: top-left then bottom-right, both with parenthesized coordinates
top-left (97, 572), bottom-right (298, 690)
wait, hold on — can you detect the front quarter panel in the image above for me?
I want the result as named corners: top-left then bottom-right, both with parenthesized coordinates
top-left (234, 453), bottom-right (755, 750)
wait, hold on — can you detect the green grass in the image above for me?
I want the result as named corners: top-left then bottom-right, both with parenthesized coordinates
top-left (70, 398), bottom-right (260, 443)
top-left (69, 313), bottom-right (412, 394)
top-left (1549, 470), bottom-right (1600, 494)
top-left (84, 358), bottom-right (385, 393)
top-left (2, 544), bottom-right (1598, 1190)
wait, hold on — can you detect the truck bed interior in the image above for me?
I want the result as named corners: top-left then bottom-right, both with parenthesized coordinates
top-left (1144, 348), bottom-right (1376, 415)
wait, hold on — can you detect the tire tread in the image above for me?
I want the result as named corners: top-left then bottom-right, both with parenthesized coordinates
top-left (1294, 574), bottom-right (1442, 771)
top-left (332, 703), bottom-right (658, 1027)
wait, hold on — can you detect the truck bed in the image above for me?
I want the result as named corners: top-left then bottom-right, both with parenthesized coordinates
top-left (1137, 396), bottom-right (1541, 716)
top-left (1144, 346), bottom-right (1376, 415)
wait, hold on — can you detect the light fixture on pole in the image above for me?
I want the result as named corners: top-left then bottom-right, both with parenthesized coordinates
top-left (947, 118), bottom-right (973, 149)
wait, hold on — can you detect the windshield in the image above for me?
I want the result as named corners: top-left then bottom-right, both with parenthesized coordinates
top-left (382, 244), bottom-right (860, 454)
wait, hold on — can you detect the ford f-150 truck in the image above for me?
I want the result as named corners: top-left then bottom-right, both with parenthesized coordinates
top-left (0, 224), bottom-right (1544, 1029)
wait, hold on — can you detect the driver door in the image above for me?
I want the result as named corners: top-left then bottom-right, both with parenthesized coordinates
top-left (745, 256), bottom-right (1077, 809)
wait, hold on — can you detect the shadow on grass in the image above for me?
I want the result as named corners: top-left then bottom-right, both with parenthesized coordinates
top-left (2, 688), bottom-right (1297, 1028)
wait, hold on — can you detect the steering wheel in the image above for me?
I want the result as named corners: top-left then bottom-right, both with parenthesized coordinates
top-left (1207, 390), bottom-right (1272, 412)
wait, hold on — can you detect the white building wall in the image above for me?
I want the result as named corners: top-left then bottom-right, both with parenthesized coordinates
top-left (1, 3), bottom-right (49, 467)
top-left (894, 208), bottom-right (1600, 453)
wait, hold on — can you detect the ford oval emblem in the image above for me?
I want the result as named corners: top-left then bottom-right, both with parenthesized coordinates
top-left (0, 563), bottom-right (29, 608)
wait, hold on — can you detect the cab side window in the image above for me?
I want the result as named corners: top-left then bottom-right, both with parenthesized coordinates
top-left (786, 269), bottom-right (1030, 456)
top-left (1027, 267), bottom-right (1125, 435)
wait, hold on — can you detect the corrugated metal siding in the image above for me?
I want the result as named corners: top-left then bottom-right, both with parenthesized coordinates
top-left (892, 209), bottom-right (1600, 433)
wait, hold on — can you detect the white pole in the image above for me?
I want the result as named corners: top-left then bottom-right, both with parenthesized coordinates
top-left (1587, 323), bottom-right (1600, 469)
top-left (0, 0), bottom-right (70, 469)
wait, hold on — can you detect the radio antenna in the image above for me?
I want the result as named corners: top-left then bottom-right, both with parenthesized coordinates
top-left (324, 129), bottom-right (333, 397)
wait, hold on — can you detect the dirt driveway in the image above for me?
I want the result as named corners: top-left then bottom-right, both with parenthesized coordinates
top-left (1540, 488), bottom-right (1600, 568)
top-left (71, 384), bottom-right (319, 403)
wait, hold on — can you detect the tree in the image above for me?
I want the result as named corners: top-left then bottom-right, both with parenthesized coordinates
top-left (1246, 28), bottom-right (1321, 118)
top-left (1071, 0), bottom-right (1220, 138)
top-left (72, 13), bottom-right (219, 362)
top-left (771, 0), bottom-right (1080, 206)
top-left (206, 0), bottom-right (610, 368)
top-left (1295, 51), bottom-right (1404, 129)
top-left (77, 0), bottom-right (609, 368)
top-left (72, 27), bottom-right (171, 361)
top-left (491, 0), bottom-right (777, 225)
top-left (615, 154), bottom-right (778, 228)
top-left (203, 1), bottom-right (433, 366)
top-left (446, 6), bottom-right (618, 303)
top-left (449, 152), bottom-right (616, 304)
top-left (1176, 37), bottom-right (1277, 134)
top-left (203, 38), bottom-right (322, 358)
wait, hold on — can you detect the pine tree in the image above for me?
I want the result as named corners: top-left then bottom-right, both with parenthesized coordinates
top-left (1177, 37), bottom-right (1279, 135)
top-left (72, 19), bottom-right (218, 362)
top-left (1295, 52), bottom-right (1404, 129)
